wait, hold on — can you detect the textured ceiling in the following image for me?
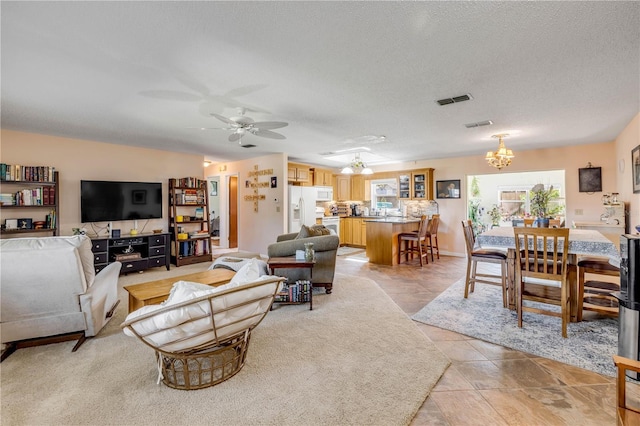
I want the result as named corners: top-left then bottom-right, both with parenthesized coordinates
top-left (1, 1), bottom-right (639, 170)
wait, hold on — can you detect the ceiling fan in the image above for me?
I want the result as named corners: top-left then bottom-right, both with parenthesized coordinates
top-left (201, 107), bottom-right (288, 144)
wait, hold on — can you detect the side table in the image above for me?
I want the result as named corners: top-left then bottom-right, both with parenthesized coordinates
top-left (267, 257), bottom-right (315, 310)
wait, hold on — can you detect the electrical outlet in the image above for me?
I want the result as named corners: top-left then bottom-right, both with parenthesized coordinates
top-left (575, 209), bottom-right (583, 215)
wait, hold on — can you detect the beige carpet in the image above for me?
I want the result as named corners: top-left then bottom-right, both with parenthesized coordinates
top-left (1, 267), bottom-right (449, 426)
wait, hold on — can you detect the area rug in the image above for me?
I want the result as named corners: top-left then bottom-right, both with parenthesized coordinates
top-left (412, 279), bottom-right (617, 377)
top-left (337, 246), bottom-right (366, 256)
top-left (1, 272), bottom-right (449, 426)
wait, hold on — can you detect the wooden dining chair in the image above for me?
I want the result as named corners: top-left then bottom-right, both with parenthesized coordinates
top-left (425, 214), bottom-right (440, 262)
top-left (577, 256), bottom-right (620, 321)
top-left (397, 215), bottom-right (429, 267)
top-left (613, 355), bottom-right (640, 426)
top-left (548, 219), bottom-right (562, 228)
top-left (461, 220), bottom-right (508, 307)
top-left (514, 227), bottom-right (570, 337)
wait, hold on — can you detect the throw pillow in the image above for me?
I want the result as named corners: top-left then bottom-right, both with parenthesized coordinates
top-left (296, 224), bottom-right (330, 239)
top-left (296, 225), bottom-right (312, 239)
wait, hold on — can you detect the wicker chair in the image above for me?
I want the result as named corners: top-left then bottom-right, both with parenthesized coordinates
top-left (121, 276), bottom-right (284, 390)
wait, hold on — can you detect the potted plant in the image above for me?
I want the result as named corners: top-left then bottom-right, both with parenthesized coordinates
top-left (488, 204), bottom-right (502, 227)
top-left (530, 184), bottom-right (559, 227)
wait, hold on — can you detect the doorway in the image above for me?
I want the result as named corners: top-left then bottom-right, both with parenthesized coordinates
top-left (208, 177), bottom-right (220, 247)
top-left (229, 176), bottom-right (238, 248)
top-left (467, 170), bottom-right (566, 233)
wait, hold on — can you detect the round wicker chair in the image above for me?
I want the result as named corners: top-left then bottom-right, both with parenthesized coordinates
top-left (121, 276), bottom-right (284, 390)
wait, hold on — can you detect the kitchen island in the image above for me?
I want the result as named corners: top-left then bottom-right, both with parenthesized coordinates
top-left (364, 217), bottom-right (421, 265)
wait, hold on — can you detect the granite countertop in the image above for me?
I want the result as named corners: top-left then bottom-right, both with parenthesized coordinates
top-left (363, 217), bottom-right (421, 224)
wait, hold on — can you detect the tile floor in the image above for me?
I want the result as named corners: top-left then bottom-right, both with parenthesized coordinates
top-left (334, 251), bottom-right (637, 426)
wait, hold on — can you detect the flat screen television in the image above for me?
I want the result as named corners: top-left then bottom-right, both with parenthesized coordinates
top-left (81, 180), bottom-right (163, 223)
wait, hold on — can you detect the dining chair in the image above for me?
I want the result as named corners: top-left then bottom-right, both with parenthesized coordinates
top-left (523, 218), bottom-right (535, 227)
top-left (613, 355), bottom-right (640, 426)
top-left (577, 256), bottom-right (620, 321)
top-left (514, 227), bottom-right (570, 337)
top-left (548, 219), bottom-right (561, 228)
top-left (425, 214), bottom-right (440, 262)
top-left (461, 220), bottom-right (508, 308)
top-left (397, 215), bottom-right (429, 267)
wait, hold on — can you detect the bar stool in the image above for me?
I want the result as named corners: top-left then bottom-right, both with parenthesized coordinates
top-left (398, 215), bottom-right (429, 267)
top-left (577, 256), bottom-right (620, 321)
top-left (425, 214), bottom-right (440, 262)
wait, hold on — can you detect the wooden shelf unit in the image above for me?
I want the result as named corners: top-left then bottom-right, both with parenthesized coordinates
top-left (168, 178), bottom-right (212, 267)
top-left (0, 170), bottom-right (59, 237)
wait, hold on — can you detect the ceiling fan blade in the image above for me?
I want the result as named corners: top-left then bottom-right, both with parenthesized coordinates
top-left (139, 90), bottom-right (201, 102)
top-left (210, 113), bottom-right (235, 125)
top-left (252, 129), bottom-right (286, 140)
top-left (253, 121), bottom-right (289, 130)
top-left (186, 126), bottom-right (234, 131)
top-left (229, 132), bottom-right (242, 142)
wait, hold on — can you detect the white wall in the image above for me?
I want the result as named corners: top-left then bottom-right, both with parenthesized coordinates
top-left (206, 153), bottom-right (288, 256)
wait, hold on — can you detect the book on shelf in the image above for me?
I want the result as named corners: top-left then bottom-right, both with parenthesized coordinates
top-left (195, 207), bottom-right (204, 219)
top-left (0, 164), bottom-right (55, 182)
top-left (173, 177), bottom-right (204, 188)
top-left (275, 280), bottom-right (311, 303)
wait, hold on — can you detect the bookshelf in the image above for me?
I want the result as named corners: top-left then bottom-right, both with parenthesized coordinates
top-left (168, 177), bottom-right (212, 267)
top-left (0, 168), bottom-right (59, 237)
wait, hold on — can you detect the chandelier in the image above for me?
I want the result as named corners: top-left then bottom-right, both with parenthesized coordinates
top-left (485, 133), bottom-right (514, 170)
top-left (341, 153), bottom-right (373, 175)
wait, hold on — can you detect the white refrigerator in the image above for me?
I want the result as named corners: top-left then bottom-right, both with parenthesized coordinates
top-left (288, 185), bottom-right (318, 233)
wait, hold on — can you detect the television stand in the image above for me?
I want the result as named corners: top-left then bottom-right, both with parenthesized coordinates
top-left (90, 233), bottom-right (170, 274)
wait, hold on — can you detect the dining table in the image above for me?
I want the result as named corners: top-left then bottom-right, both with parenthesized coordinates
top-left (477, 226), bottom-right (621, 322)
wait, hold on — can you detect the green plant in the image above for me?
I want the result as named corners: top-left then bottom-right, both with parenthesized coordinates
top-left (530, 184), bottom-right (560, 218)
top-left (488, 204), bottom-right (502, 226)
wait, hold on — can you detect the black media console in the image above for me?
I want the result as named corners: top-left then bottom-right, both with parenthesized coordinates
top-left (90, 233), bottom-right (170, 274)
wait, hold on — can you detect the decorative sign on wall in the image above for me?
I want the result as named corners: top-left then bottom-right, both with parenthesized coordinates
top-left (244, 165), bottom-right (273, 212)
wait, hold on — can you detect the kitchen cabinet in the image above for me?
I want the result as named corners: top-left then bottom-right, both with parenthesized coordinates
top-left (340, 217), bottom-right (352, 244)
top-left (288, 163), bottom-right (310, 184)
top-left (411, 169), bottom-right (434, 199)
top-left (313, 168), bottom-right (334, 186)
top-left (352, 218), bottom-right (362, 246)
top-left (335, 175), bottom-right (351, 201)
top-left (351, 175), bottom-right (366, 201)
top-left (340, 217), bottom-right (365, 247)
top-left (398, 173), bottom-right (411, 199)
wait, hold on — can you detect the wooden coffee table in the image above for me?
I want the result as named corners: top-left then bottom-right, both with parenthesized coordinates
top-left (124, 268), bottom-right (235, 313)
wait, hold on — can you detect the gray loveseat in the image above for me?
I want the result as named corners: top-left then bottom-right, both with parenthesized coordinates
top-left (267, 233), bottom-right (340, 293)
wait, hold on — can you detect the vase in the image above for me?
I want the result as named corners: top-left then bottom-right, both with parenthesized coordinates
top-left (535, 218), bottom-right (550, 228)
top-left (304, 242), bottom-right (315, 261)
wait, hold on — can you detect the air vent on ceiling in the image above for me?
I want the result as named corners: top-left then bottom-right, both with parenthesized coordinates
top-left (241, 144), bottom-right (256, 148)
top-left (436, 93), bottom-right (473, 106)
top-left (464, 120), bottom-right (494, 128)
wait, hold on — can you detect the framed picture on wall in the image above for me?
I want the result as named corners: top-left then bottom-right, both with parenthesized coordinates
top-left (436, 179), bottom-right (461, 199)
top-left (633, 144), bottom-right (640, 194)
top-left (210, 181), bottom-right (218, 196)
top-left (578, 166), bottom-right (602, 193)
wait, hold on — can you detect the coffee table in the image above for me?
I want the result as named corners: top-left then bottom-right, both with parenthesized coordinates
top-left (267, 257), bottom-right (315, 310)
top-left (123, 268), bottom-right (235, 313)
